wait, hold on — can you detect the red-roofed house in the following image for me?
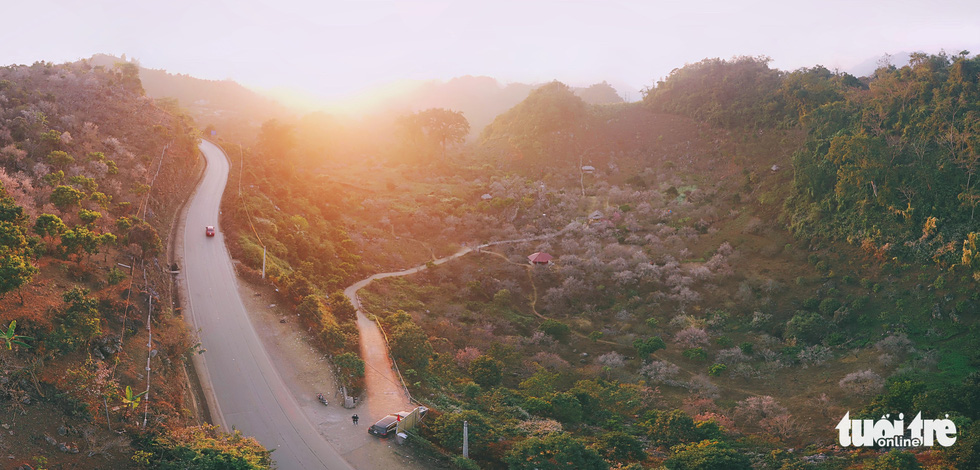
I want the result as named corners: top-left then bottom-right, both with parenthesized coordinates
top-left (527, 252), bottom-right (553, 265)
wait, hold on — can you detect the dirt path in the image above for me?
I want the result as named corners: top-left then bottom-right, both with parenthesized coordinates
top-left (236, 280), bottom-right (441, 470)
top-left (341, 228), bottom-right (570, 417)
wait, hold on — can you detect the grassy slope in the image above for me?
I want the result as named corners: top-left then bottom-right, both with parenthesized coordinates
top-left (353, 104), bottom-right (975, 468)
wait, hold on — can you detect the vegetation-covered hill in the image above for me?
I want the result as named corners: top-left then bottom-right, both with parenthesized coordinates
top-left (88, 54), bottom-right (291, 144)
top-left (218, 53), bottom-right (980, 469)
top-left (0, 60), bottom-right (270, 468)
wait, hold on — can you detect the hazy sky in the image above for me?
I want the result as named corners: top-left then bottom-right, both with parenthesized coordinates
top-left (4, 0), bottom-right (980, 101)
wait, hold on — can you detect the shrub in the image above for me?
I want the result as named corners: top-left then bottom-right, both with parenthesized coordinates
top-left (434, 410), bottom-right (496, 460)
top-left (646, 409), bottom-right (702, 447)
top-left (683, 348), bottom-right (707, 361)
top-left (468, 355), bottom-right (503, 388)
top-left (550, 392), bottom-right (583, 423)
top-left (785, 311), bottom-right (828, 344)
top-left (633, 336), bottom-right (666, 358)
top-left (504, 433), bottom-right (606, 470)
top-left (818, 298), bottom-right (842, 316)
top-left (334, 352), bottom-right (365, 384)
top-left (708, 364), bottom-right (727, 377)
top-left (866, 450), bottom-right (922, 470)
top-left (665, 439), bottom-right (752, 470)
top-left (107, 267), bottom-right (125, 285)
top-left (133, 424), bottom-right (272, 469)
top-left (539, 319), bottom-right (570, 342)
top-left (452, 456), bottom-right (481, 470)
top-left (600, 431), bottom-right (646, 461)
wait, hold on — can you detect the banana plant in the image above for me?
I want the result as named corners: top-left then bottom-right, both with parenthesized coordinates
top-left (122, 385), bottom-right (147, 410)
top-left (1, 321), bottom-right (32, 350)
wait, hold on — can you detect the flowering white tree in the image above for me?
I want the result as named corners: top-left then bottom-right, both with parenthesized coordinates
top-left (838, 370), bottom-right (884, 397)
top-left (674, 327), bottom-right (709, 348)
top-left (640, 360), bottom-right (680, 385)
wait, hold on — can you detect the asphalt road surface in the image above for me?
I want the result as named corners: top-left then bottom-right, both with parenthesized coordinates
top-left (182, 140), bottom-right (354, 470)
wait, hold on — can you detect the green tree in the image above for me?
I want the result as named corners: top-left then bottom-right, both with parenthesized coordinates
top-left (664, 440), bottom-right (751, 470)
top-left (599, 431), bottom-right (646, 462)
top-left (0, 252), bottom-right (37, 303)
top-left (539, 319), bottom-right (570, 342)
top-left (633, 336), bottom-right (666, 358)
top-left (34, 213), bottom-right (66, 239)
top-left (433, 410), bottom-right (497, 460)
top-left (785, 311), bottom-right (828, 344)
top-left (128, 221), bottom-right (162, 259)
top-left (68, 175), bottom-right (98, 193)
top-left (46, 150), bottom-right (75, 169)
top-left (399, 108), bottom-right (470, 160)
top-left (49, 287), bottom-right (102, 353)
top-left (50, 185), bottom-right (84, 211)
top-left (334, 352), bottom-right (365, 384)
top-left (389, 320), bottom-right (433, 371)
top-left (134, 424), bottom-right (272, 470)
top-left (945, 421), bottom-right (980, 470)
top-left (61, 226), bottom-right (101, 262)
top-left (646, 410), bottom-right (704, 447)
top-left (78, 209), bottom-right (102, 226)
top-left (550, 391), bottom-right (584, 423)
top-left (42, 170), bottom-right (65, 186)
top-left (89, 191), bottom-right (111, 209)
top-left (504, 433), bottom-right (608, 470)
top-left (468, 355), bottom-right (503, 388)
top-left (327, 291), bottom-right (356, 322)
top-left (0, 191), bottom-right (35, 302)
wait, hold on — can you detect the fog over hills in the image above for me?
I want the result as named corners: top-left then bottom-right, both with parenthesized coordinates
top-left (91, 53), bottom-right (637, 138)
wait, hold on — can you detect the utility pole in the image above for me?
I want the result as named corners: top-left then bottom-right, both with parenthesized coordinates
top-left (462, 420), bottom-right (469, 458)
top-left (238, 144), bottom-right (244, 196)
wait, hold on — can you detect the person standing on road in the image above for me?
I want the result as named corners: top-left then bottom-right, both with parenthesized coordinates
top-left (352, 414), bottom-right (359, 425)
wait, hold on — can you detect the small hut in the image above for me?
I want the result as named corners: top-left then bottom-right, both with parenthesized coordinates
top-left (527, 252), bottom-right (553, 265)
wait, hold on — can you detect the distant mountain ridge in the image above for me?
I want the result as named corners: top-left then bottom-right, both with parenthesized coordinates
top-left (86, 54), bottom-right (632, 138)
top-left (332, 76), bottom-right (629, 136)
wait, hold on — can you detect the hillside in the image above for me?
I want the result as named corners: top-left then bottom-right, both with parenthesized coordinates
top-left (0, 60), bottom-right (269, 468)
top-left (88, 54), bottom-right (291, 143)
top-left (212, 54), bottom-right (980, 469)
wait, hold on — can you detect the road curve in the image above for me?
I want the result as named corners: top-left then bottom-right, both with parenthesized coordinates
top-left (181, 140), bottom-right (354, 470)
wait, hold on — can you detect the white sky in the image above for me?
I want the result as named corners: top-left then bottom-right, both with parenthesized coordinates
top-left (3, 0), bottom-right (980, 101)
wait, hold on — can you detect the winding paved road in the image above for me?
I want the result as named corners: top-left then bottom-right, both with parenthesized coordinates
top-left (181, 140), bottom-right (354, 470)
